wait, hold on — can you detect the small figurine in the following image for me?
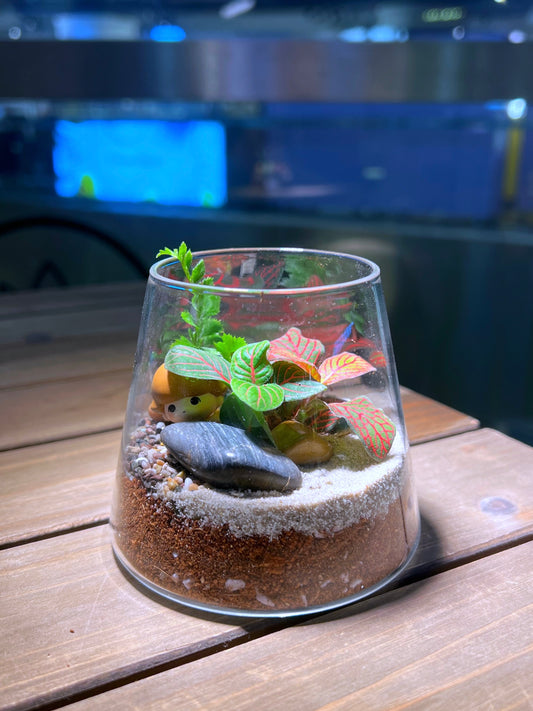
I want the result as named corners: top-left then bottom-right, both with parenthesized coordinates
top-left (149, 364), bottom-right (227, 423)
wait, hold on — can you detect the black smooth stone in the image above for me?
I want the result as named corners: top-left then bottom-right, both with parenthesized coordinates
top-left (161, 421), bottom-right (302, 492)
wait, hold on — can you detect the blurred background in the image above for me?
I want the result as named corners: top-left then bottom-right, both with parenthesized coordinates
top-left (0, 0), bottom-right (532, 445)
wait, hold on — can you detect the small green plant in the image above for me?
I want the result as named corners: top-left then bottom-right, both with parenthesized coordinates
top-left (157, 244), bottom-right (245, 358)
top-left (157, 243), bottom-right (396, 461)
top-left (164, 328), bottom-right (396, 461)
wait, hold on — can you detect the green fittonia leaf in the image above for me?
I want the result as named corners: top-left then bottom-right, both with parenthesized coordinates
top-left (230, 378), bottom-right (284, 412)
top-left (165, 345), bottom-right (231, 383)
top-left (327, 397), bottom-right (396, 461)
top-left (297, 399), bottom-right (344, 434)
top-left (229, 341), bottom-right (284, 411)
top-left (231, 341), bottom-right (274, 385)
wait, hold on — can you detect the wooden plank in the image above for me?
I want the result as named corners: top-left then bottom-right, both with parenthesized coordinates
top-left (0, 525), bottom-right (278, 711)
top-left (1, 427), bottom-right (531, 553)
top-left (411, 427), bottom-right (533, 574)
top-left (0, 332), bottom-right (137, 389)
top-left (0, 430), bottom-right (531, 708)
top-left (0, 370), bottom-right (132, 452)
top-left (0, 281), bottom-right (145, 319)
top-left (62, 542), bottom-right (532, 711)
top-left (0, 304), bottom-right (142, 346)
top-left (400, 386), bottom-right (479, 444)
top-left (0, 430), bottom-right (120, 547)
top-left (0, 282), bottom-right (145, 345)
top-left (0, 374), bottom-right (478, 453)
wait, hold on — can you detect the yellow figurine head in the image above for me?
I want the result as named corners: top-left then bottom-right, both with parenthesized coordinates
top-left (149, 364), bottom-right (227, 423)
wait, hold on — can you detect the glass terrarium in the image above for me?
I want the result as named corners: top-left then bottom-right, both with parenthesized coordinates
top-left (111, 245), bottom-right (420, 617)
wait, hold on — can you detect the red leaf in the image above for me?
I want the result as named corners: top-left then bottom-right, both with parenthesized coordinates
top-left (318, 352), bottom-right (375, 385)
top-left (300, 400), bottom-right (341, 433)
top-left (306, 274), bottom-right (324, 287)
top-left (368, 350), bottom-right (387, 369)
top-left (269, 327), bottom-right (325, 365)
top-left (327, 397), bottom-right (396, 460)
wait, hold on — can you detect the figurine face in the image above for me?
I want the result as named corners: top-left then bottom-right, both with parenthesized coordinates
top-left (149, 364), bottom-right (227, 422)
top-left (163, 393), bottom-right (224, 423)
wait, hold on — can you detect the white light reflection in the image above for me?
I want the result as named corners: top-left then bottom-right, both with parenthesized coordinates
top-left (339, 26), bottom-right (367, 42)
top-left (508, 30), bottom-right (526, 43)
top-left (8, 26), bottom-right (22, 40)
top-left (219, 0), bottom-right (256, 19)
top-left (339, 24), bottom-right (406, 42)
top-left (452, 26), bottom-right (465, 40)
top-left (506, 98), bottom-right (527, 120)
top-left (367, 25), bottom-right (398, 42)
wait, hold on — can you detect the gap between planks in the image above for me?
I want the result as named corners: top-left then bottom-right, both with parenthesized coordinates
top-left (1, 429), bottom-right (532, 709)
top-left (2, 427), bottom-right (530, 553)
top-left (61, 542), bottom-right (533, 711)
top-left (0, 381), bottom-right (479, 453)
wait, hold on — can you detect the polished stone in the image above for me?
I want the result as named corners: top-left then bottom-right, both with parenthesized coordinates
top-left (161, 421), bottom-right (302, 492)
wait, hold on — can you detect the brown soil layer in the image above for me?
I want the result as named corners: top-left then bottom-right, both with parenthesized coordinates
top-left (113, 473), bottom-right (413, 613)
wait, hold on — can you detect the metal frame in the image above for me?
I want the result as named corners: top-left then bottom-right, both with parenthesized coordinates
top-left (0, 40), bottom-right (531, 103)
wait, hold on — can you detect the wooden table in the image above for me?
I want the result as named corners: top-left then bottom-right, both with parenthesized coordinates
top-left (1, 283), bottom-right (532, 711)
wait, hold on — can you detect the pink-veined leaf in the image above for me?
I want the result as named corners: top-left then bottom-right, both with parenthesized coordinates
top-left (231, 341), bottom-right (273, 385)
top-left (231, 378), bottom-right (284, 412)
top-left (257, 262), bottom-right (284, 288)
top-left (268, 327), bottom-right (325, 366)
top-left (368, 350), bottom-right (387, 368)
top-left (273, 361), bottom-right (303, 381)
top-left (299, 400), bottom-right (341, 434)
top-left (273, 361), bottom-right (327, 402)
top-left (267, 349), bottom-right (320, 381)
top-left (305, 274), bottom-right (324, 287)
top-left (327, 397), bottom-right (396, 460)
top-left (165, 345), bottom-right (231, 383)
top-left (318, 352), bottom-right (375, 385)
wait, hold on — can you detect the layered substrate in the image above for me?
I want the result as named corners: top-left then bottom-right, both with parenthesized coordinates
top-left (112, 419), bottom-right (418, 613)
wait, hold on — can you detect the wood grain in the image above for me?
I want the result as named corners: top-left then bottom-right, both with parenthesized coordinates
top-left (0, 282), bottom-right (145, 345)
top-left (411, 427), bottom-right (533, 575)
top-left (1, 429), bottom-right (531, 709)
top-left (0, 525), bottom-right (272, 711)
top-left (401, 386), bottom-right (479, 444)
top-left (0, 375), bottom-right (478, 454)
top-left (0, 369), bottom-right (132, 451)
top-left (0, 332), bottom-right (137, 389)
top-left (63, 542), bottom-right (533, 711)
top-left (1, 427), bottom-right (530, 555)
top-left (0, 430), bottom-right (120, 547)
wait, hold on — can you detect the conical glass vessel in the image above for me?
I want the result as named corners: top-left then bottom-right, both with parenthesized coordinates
top-left (111, 247), bottom-right (419, 617)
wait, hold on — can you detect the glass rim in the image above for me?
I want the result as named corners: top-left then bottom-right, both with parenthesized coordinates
top-left (150, 246), bottom-right (380, 296)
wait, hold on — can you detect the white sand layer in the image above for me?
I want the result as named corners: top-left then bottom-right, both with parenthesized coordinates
top-left (155, 431), bottom-right (407, 538)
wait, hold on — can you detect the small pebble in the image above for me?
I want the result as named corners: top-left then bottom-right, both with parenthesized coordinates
top-left (255, 593), bottom-right (276, 608)
top-left (225, 578), bottom-right (246, 592)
